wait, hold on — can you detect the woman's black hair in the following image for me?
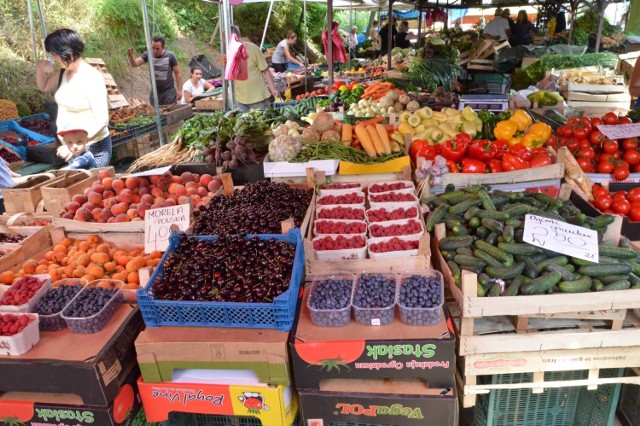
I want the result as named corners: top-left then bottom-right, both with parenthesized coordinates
top-left (44, 29), bottom-right (85, 66)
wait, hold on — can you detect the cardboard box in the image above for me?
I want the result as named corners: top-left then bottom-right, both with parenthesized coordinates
top-left (0, 304), bottom-right (143, 406)
top-left (298, 379), bottom-right (458, 426)
top-left (339, 155), bottom-right (411, 175)
top-left (135, 326), bottom-right (291, 385)
top-left (0, 364), bottom-right (142, 426)
top-left (138, 377), bottom-right (298, 424)
top-left (289, 288), bottom-right (456, 390)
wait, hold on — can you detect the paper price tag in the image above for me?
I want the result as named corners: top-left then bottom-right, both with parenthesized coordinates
top-left (144, 204), bottom-right (191, 253)
top-left (371, 318), bottom-right (381, 326)
top-left (523, 214), bottom-right (598, 263)
top-left (597, 123), bottom-right (640, 141)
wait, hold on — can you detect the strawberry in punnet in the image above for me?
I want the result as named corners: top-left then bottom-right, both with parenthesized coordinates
top-left (313, 235), bottom-right (366, 250)
top-left (317, 193), bottom-right (365, 205)
top-left (369, 220), bottom-right (423, 237)
top-left (370, 238), bottom-right (419, 253)
top-left (318, 206), bottom-right (365, 220)
top-left (367, 207), bottom-right (418, 222)
top-left (369, 182), bottom-right (412, 193)
top-left (316, 220), bottom-right (366, 235)
top-left (0, 275), bottom-right (45, 306)
top-left (0, 314), bottom-right (33, 336)
top-left (370, 192), bottom-right (416, 203)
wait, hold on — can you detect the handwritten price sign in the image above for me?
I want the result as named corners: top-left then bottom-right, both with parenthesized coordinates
top-left (597, 123), bottom-right (640, 141)
top-left (144, 204), bottom-right (191, 253)
top-left (523, 214), bottom-right (599, 263)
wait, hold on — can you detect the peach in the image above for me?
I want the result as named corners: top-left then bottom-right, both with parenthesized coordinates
top-left (149, 175), bottom-right (160, 185)
top-left (111, 179), bottom-right (125, 193)
top-left (178, 195), bottom-right (191, 205)
top-left (103, 198), bottom-right (118, 209)
top-left (137, 203), bottom-right (152, 216)
top-left (83, 202), bottom-right (98, 212)
top-left (74, 207), bottom-right (92, 222)
top-left (125, 177), bottom-right (139, 189)
top-left (180, 171), bottom-right (194, 184)
top-left (140, 194), bottom-right (155, 205)
top-left (138, 186), bottom-right (150, 196)
top-left (115, 213), bottom-right (130, 223)
top-left (185, 181), bottom-right (198, 190)
top-left (102, 177), bottom-right (113, 189)
top-left (164, 198), bottom-right (177, 206)
top-left (107, 217), bottom-right (116, 223)
top-left (132, 217), bottom-right (143, 221)
top-left (132, 194), bottom-right (141, 203)
top-left (127, 209), bottom-right (138, 220)
top-left (208, 179), bottom-right (222, 192)
top-left (151, 203), bottom-right (163, 210)
top-left (186, 187), bottom-right (197, 196)
top-left (200, 173), bottom-right (213, 187)
top-left (171, 175), bottom-right (181, 184)
top-left (101, 209), bottom-right (114, 221)
top-left (139, 177), bottom-right (151, 188)
top-left (62, 212), bottom-right (75, 219)
top-left (156, 177), bottom-right (170, 191)
top-left (72, 194), bottom-right (88, 205)
top-left (150, 187), bottom-right (164, 198)
top-left (97, 169), bottom-right (111, 180)
top-left (91, 208), bottom-right (103, 221)
top-left (196, 186), bottom-right (208, 197)
top-left (111, 202), bottom-right (128, 216)
top-left (65, 201), bottom-right (81, 214)
top-left (118, 189), bottom-right (133, 204)
top-left (83, 187), bottom-right (92, 196)
top-left (103, 189), bottom-right (115, 199)
top-left (154, 197), bottom-right (166, 205)
top-left (91, 182), bottom-right (105, 194)
top-left (87, 191), bottom-right (102, 205)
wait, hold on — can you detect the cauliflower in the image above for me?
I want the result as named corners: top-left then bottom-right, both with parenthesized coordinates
top-left (268, 135), bottom-right (303, 162)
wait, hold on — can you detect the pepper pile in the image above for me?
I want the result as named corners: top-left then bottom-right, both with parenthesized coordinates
top-left (329, 81), bottom-right (367, 106)
top-left (411, 134), bottom-right (553, 173)
top-left (546, 114), bottom-right (638, 180)
top-left (493, 110), bottom-right (553, 148)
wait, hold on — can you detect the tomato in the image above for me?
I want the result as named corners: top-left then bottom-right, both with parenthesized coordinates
top-left (112, 384), bottom-right (135, 423)
top-left (613, 198), bottom-right (631, 215)
top-left (611, 150), bottom-right (622, 160)
top-left (591, 184), bottom-right (608, 198)
top-left (578, 139), bottom-right (591, 149)
top-left (630, 207), bottom-right (640, 222)
top-left (594, 194), bottom-right (613, 211)
top-left (624, 150), bottom-right (640, 166)
top-left (590, 117), bottom-right (604, 127)
top-left (597, 161), bottom-right (615, 174)
top-left (603, 140), bottom-right (619, 154)
top-left (566, 138), bottom-right (579, 151)
top-left (589, 131), bottom-right (606, 145)
top-left (635, 163), bottom-right (640, 173)
top-left (579, 116), bottom-right (592, 126)
top-left (573, 127), bottom-right (588, 139)
top-left (577, 146), bottom-right (595, 160)
top-left (614, 167), bottom-right (630, 181)
top-left (567, 118), bottom-right (580, 127)
top-left (295, 340), bottom-right (366, 368)
top-left (619, 117), bottom-right (633, 125)
top-left (628, 187), bottom-right (640, 203)
top-left (577, 157), bottom-right (593, 172)
top-left (545, 134), bottom-right (559, 149)
top-left (556, 125), bottom-right (573, 138)
top-left (613, 191), bottom-right (628, 200)
top-left (604, 112), bottom-right (619, 125)
top-left (622, 138), bottom-right (639, 151)
top-left (598, 153), bottom-right (614, 163)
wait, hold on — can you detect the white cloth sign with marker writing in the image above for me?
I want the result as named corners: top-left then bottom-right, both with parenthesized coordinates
top-left (522, 214), bottom-right (599, 263)
top-left (597, 123), bottom-right (640, 141)
top-left (145, 204), bottom-right (191, 253)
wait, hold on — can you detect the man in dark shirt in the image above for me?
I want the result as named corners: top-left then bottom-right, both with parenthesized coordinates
top-left (127, 35), bottom-right (182, 105)
top-left (379, 18), bottom-right (398, 55)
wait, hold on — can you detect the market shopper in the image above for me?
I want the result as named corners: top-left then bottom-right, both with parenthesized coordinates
top-left (181, 67), bottom-right (213, 104)
top-left (347, 27), bottom-right (359, 60)
top-left (56, 128), bottom-right (98, 170)
top-left (379, 18), bottom-right (398, 55)
top-left (511, 10), bottom-right (536, 46)
top-left (0, 159), bottom-right (18, 215)
top-left (322, 21), bottom-right (348, 69)
top-left (370, 20), bottom-right (381, 51)
top-left (127, 35), bottom-right (182, 105)
top-left (395, 21), bottom-right (416, 49)
top-left (228, 26), bottom-right (280, 112)
top-left (483, 8), bottom-right (511, 42)
top-left (36, 28), bottom-right (112, 168)
top-left (630, 59), bottom-right (640, 108)
top-left (271, 31), bottom-right (305, 72)
top-left (502, 9), bottom-right (515, 34)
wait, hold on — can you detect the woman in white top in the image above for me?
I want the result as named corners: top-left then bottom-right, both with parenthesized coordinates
top-left (271, 31), bottom-right (305, 73)
top-left (36, 29), bottom-right (111, 167)
top-left (347, 26), bottom-right (359, 60)
top-left (182, 67), bottom-right (213, 104)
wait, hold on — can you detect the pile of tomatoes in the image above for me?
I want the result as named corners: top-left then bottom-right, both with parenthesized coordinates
top-left (591, 184), bottom-right (640, 221)
top-left (547, 113), bottom-right (638, 180)
top-left (295, 89), bottom-right (328, 100)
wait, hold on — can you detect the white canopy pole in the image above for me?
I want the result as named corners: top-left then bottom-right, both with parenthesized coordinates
top-left (219, 2), bottom-right (229, 110)
top-left (260, 0), bottom-right (276, 49)
top-left (304, 0), bottom-right (308, 91)
top-left (221, 0), bottom-right (235, 110)
top-left (327, 0), bottom-right (334, 93)
top-left (35, 0), bottom-right (46, 42)
top-left (26, 0), bottom-right (38, 65)
top-left (140, 0), bottom-right (164, 147)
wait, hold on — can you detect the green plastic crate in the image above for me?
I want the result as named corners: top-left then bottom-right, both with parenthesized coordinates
top-left (618, 368), bottom-right (640, 426)
top-left (473, 369), bottom-right (623, 426)
top-left (468, 73), bottom-right (508, 95)
top-left (166, 412), bottom-right (299, 426)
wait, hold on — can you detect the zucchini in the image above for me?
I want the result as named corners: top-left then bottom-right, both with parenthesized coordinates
top-left (502, 225), bottom-right (514, 243)
top-left (425, 205), bottom-right (448, 231)
top-left (448, 198), bottom-right (482, 215)
top-left (578, 264), bottom-right (632, 277)
top-left (603, 280), bottom-right (631, 291)
top-left (546, 264), bottom-right (576, 281)
top-left (454, 255), bottom-right (487, 269)
top-left (558, 275), bottom-right (592, 293)
top-left (599, 245), bottom-right (638, 259)
top-left (477, 190), bottom-right (495, 210)
top-left (475, 240), bottom-right (513, 265)
top-left (486, 262), bottom-right (526, 280)
top-left (481, 218), bottom-right (504, 233)
top-left (456, 247), bottom-right (474, 256)
top-left (522, 271), bottom-right (563, 295)
top-left (497, 242), bottom-right (541, 256)
top-left (488, 283), bottom-right (502, 297)
top-left (538, 256), bottom-right (568, 270)
top-left (476, 210), bottom-right (510, 221)
top-left (503, 276), bottom-right (523, 296)
top-left (474, 249), bottom-right (507, 268)
top-left (439, 236), bottom-right (474, 251)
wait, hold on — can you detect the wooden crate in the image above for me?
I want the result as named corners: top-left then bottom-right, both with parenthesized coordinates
top-left (4, 173), bottom-right (58, 214)
top-left (0, 225), bottom-right (51, 278)
top-left (161, 104), bottom-right (193, 125)
top-left (41, 170), bottom-right (96, 214)
top-left (194, 96), bottom-right (224, 111)
top-left (467, 59), bottom-right (494, 71)
top-left (86, 58), bottom-right (129, 110)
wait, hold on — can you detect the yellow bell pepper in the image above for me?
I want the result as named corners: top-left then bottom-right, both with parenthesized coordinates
top-left (528, 122), bottom-right (552, 142)
top-left (521, 133), bottom-right (545, 148)
top-left (509, 109), bottom-right (533, 132)
top-left (494, 120), bottom-right (518, 141)
top-left (509, 136), bottom-right (522, 146)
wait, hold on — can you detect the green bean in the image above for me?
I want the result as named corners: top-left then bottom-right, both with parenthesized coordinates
top-left (290, 141), bottom-right (404, 164)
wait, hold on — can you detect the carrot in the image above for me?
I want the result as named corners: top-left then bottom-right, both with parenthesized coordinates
top-left (342, 123), bottom-right (353, 146)
top-left (357, 116), bottom-right (385, 127)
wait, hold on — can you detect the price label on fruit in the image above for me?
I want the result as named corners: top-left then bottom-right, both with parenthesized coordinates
top-left (144, 204), bottom-right (192, 253)
top-left (597, 123), bottom-right (640, 140)
top-left (523, 214), bottom-right (599, 263)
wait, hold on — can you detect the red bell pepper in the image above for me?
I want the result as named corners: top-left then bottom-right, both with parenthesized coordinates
top-left (446, 160), bottom-right (460, 173)
top-left (492, 139), bottom-right (510, 159)
top-left (508, 143), bottom-right (533, 162)
top-left (410, 140), bottom-right (440, 162)
top-left (487, 159), bottom-right (503, 173)
top-left (530, 147), bottom-right (549, 157)
top-left (461, 158), bottom-right (486, 173)
top-left (502, 154), bottom-right (530, 171)
top-left (441, 140), bottom-right (468, 162)
top-left (468, 139), bottom-right (497, 162)
top-left (530, 153), bottom-right (552, 168)
top-left (454, 133), bottom-right (473, 146)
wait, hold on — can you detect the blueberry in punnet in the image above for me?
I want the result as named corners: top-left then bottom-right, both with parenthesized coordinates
top-left (353, 274), bottom-right (396, 325)
top-left (398, 274), bottom-right (442, 326)
top-left (308, 278), bottom-right (352, 326)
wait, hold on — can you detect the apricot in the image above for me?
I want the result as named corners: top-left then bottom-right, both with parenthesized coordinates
top-left (96, 244), bottom-right (111, 254)
top-left (65, 201), bottom-right (81, 214)
top-left (44, 250), bottom-right (55, 261)
top-left (104, 262), bottom-right (117, 273)
top-left (72, 194), bottom-right (88, 205)
top-left (77, 254), bottom-right (91, 267)
top-left (125, 257), bottom-right (145, 273)
top-left (53, 244), bottom-right (67, 254)
top-left (87, 266), bottom-right (104, 279)
top-left (0, 271), bottom-right (14, 285)
top-left (81, 274), bottom-right (95, 283)
top-left (111, 272), bottom-right (128, 282)
top-left (125, 177), bottom-right (139, 189)
top-left (59, 237), bottom-right (73, 247)
top-left (86, 235), bottom-right (101, 244)
top-left (127, 272), bottom-right (140, 284)
top-left (91, 252), bottom-right (110, 265)
top-left (78, 241), bottom-right (91, 252)
top-left (116, 255), bottom-right (131, 267)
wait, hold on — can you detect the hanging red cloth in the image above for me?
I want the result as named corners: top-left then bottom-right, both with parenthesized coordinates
top-left (322, 21), bottom-right (348, 64)
top-left (225, 33), bottom-right (248, 81)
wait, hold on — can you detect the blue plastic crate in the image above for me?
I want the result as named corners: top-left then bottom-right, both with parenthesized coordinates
top-left (0, 120), bottom-right (55, 159)
top-left (136, 229), bottom-right (304, 331)
top-left (17, 113), bottom-right (50, 124)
